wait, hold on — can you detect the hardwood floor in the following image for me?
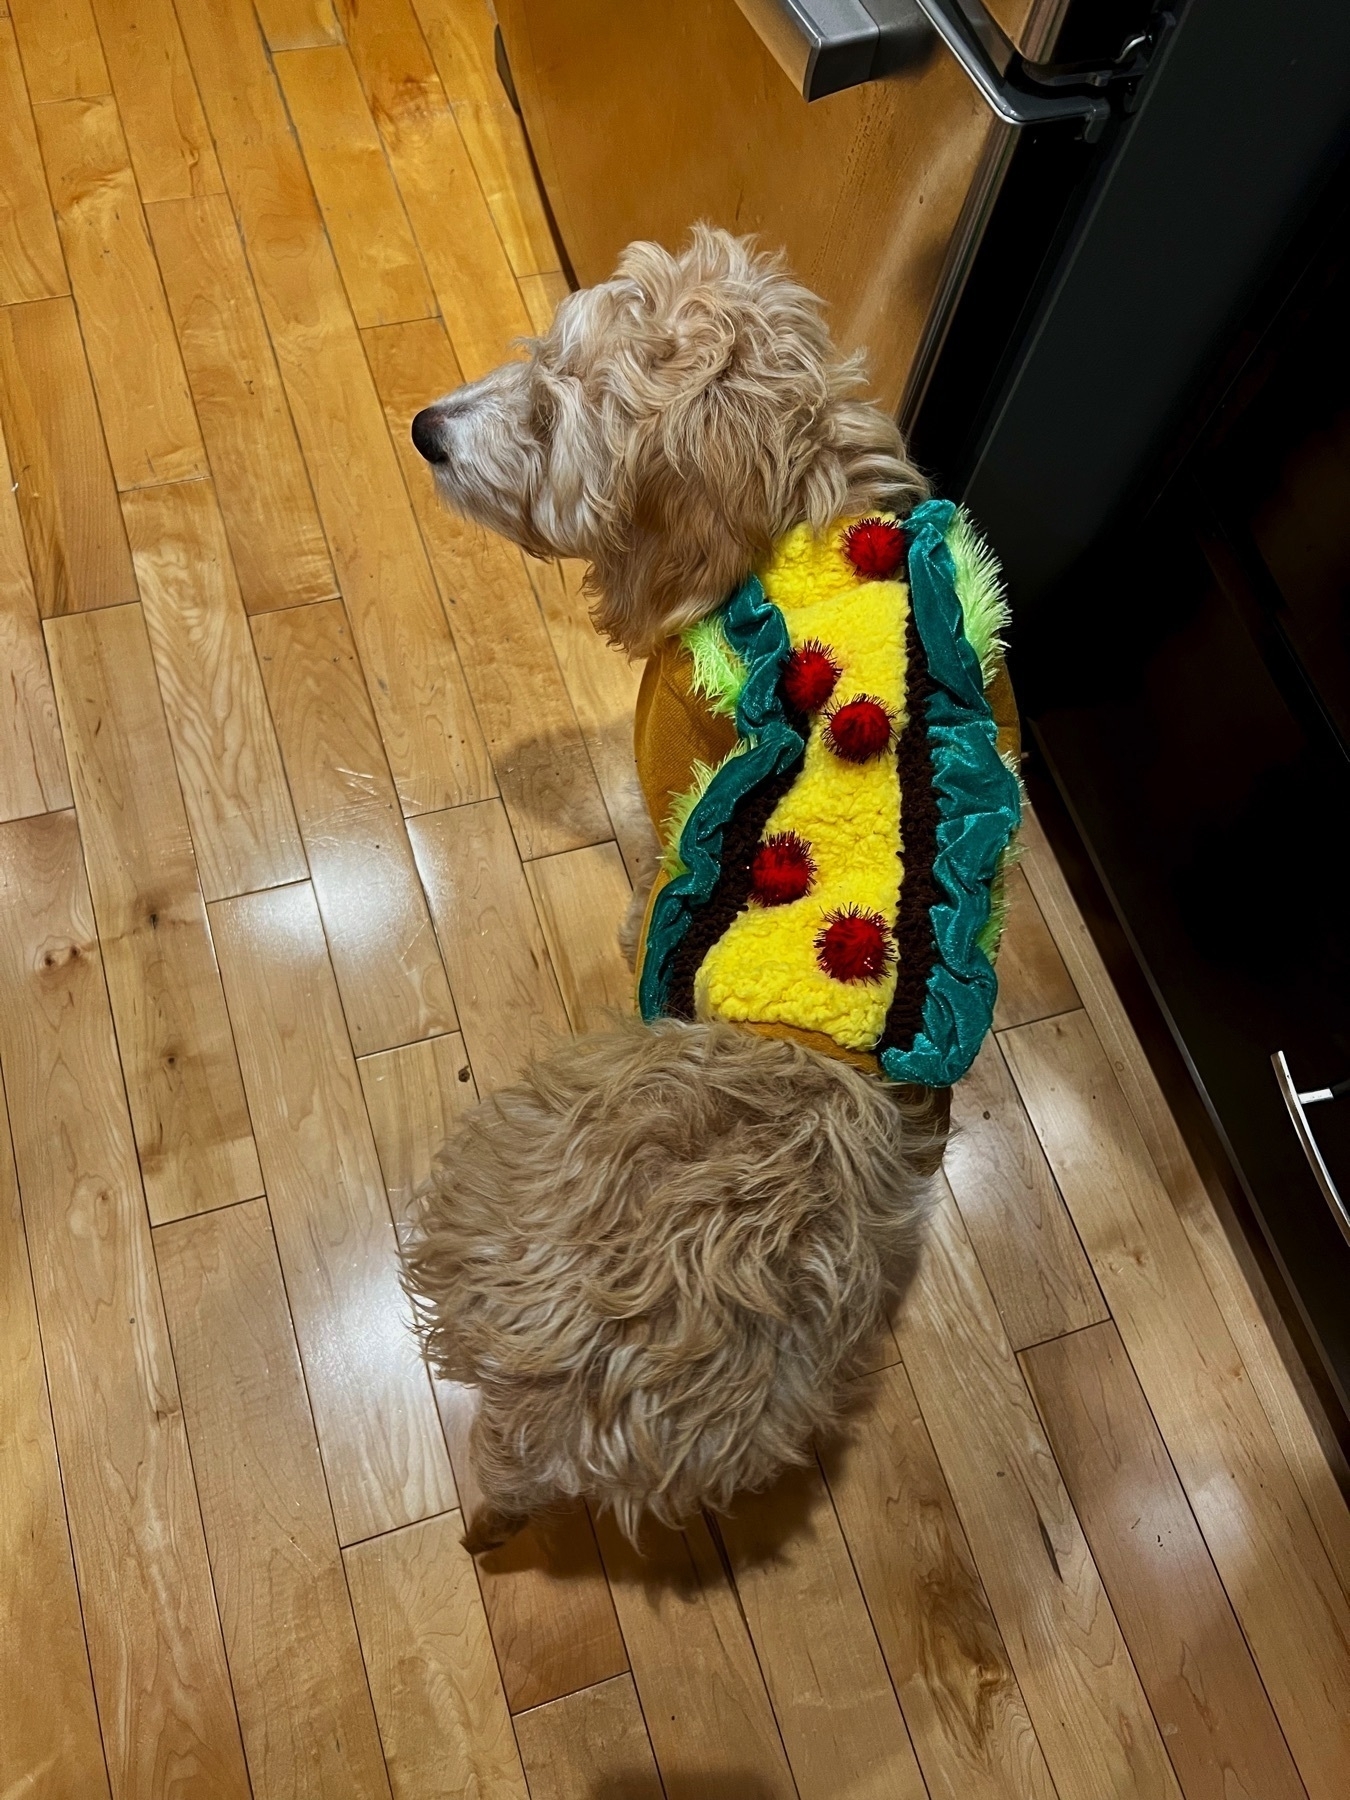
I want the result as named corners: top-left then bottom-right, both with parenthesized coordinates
top-left (1, 4), bottom-right (1348, 1796)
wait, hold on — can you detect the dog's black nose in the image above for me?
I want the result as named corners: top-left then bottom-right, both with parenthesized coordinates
top-left (411, 406), bottom-right (447, 464)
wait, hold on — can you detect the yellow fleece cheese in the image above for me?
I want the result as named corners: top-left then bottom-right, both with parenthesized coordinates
top-left (693, 520), bottom-right (910, 1051)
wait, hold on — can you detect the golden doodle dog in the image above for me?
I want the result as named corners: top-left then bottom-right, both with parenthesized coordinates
top-left (404, 226), bottom-right (1021, 1550)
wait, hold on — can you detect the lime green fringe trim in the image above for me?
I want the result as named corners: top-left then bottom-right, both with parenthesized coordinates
top-left (948, 507), bottom-right (1010, 689)
top-left (660, 743), bottom-right (748, 879)
top-left (682, 614), bottom-right (747, 718)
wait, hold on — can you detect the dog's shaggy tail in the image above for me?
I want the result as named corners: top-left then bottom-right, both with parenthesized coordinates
top-left (401, 1016), bottom-right (946, 1545)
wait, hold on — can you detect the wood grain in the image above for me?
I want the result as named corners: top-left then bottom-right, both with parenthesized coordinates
top-left (409, 0), bottom-right (501, 106)
top-left (519, 268), bottom-right (570, 335)
top-left (344, 1511), bottom-right (530, 1800)
top-left (251, 600), bottom-right (459, 1054)
top-left (0, 1069), bottom-right (110, 1800)
top-left (86, 0), bottom-right (223, 202)
top-left (992, 863), bottom-right (1079, 1030)
top-left (145, 193), bottom-right (339, 614)
top-left (46, 602), bottom-right (263, 1221)
top-left (276, 44), bottom-right (435, 329)
top-left (6, 0), bottom-right (108, 101)
top-left (1024, 1322), bottom-right (1308, 1800)
top-left (338, 0), bottom-right (533, 379)
top-left (525, 841), bottom-right (634, 1032)
top-left (358, 1032), bottom-right (478, 1225)
top-left (0, 296), bottom-right (138, 617)
top-left (121, 480), bottom-right (306, 899)
top-left (0, 15), bottom-right (68, 303)
top-left (408, 798), bottom-right (571, 1094)
top-left (0, 421), bottom-right (72, 819)
top-left (893, 1181), bottom-right (1183, 1800)
top-left (254, 0), bottom-right (341, 51)
top-left (210, 880), bottom-right (456, 1544)
top-left (529, 558), bottom-right (658, 881)
top-left (822, 1364), bottom-right (1056, 1800)
top-left (174, 0), bottom-right (495, 813)
top-left (718, 1462), bottom-right (929, 1800)
top-left (945, 1032), bottom-right (1105, 1350)
top-left (594, 1510), bottom-right (797, 1799)
top-left (1017, 806), bottom-right (1350, 1595)
top-left (433, 1382), bottom-right (629, 1714)
top-left (0, 809), bottom-right (250, 1800)
top-left (514, 1675), bottom-right (664, 1800)
top-left (155, 1200), bottom-right (394, 1800)
top-left (452, 95), bottom-right (560, 278)
top-left (363, 316), bottom-right (610, 858)
top-left (35, 95), bottom-right (207, 489)
top-left (1002, 1008), bottom-right (1350, 1800)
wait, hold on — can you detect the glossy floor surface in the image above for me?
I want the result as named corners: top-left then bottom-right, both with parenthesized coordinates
top-left (3, 2), bottom-right (1350, 1796)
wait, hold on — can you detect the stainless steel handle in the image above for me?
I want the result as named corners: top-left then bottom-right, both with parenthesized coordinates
top-left (736, 0), bottom-right (1173, 139)
top-left (1272, 1050), bottom-right (1350, 1249)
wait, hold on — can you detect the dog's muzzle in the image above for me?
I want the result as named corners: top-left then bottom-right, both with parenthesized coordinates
top-left (411, 406), bottom-right (447, 465)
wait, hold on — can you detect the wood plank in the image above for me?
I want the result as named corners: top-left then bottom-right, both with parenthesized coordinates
top-left (0, 1068), bottom-right (110, 1800)
top-left (155, 1200), bottom-right (393, 1800)
top-left (144, 193), bottom-right (338, 615)
top-left (0, 296), bottom-right (138, 617)
top-left (174, 0), bottom-right (496, 813)
top-left (893, 1181), bottom-right (1183, 1800)
top-left (275, 44), bottom-right (435, 329)
top-left (0, 420), bottom-right (72, 819)
top-left (251, 599), bottom-right (459, 1054)
top-left (519, 268), bottom-right (570, 336)
top-left (121, 481), bottom-right (306, 899)
top-left (525, 841), bottom-right (634, 1033)
top-left (0, 16), bottom-right (68, 303)
top-left (431, 1354), bottom-right (629, 1715)
top-left (358, 1032), bottom-right (478, 1224)
top-left (992, 864), bottom-right (1079, 1030)
top-left (822, 1364), bottom-right (1056, 1800)
top-left (255, 0), bottom-right (342, 51)
top-left (86, 0), bottom-right (224, 202)
top-left (336, 0), bottom-right (533, 379)
top-left (46, 603), bottom-right (263, 1221)
top-left (1017, 807), bottom-right (1350, 1594)
top-left (717, 1462), bottom-right (929, 1800)
top-left (945, 1033), bottom-right (1105, 1350)
top-left (364, 316), bottom-right (611, 858)
top-left (0, 809), bottom-right (250, 1800)
top-left (594, 1510), bottom-right (797, 1799)
top-left (357, 1041), bottom-right (630, 1715)
top-left (35, 96), bottom-right (207, 489)
top-left (528, 558), bottom-right (657, 882)
top-left (344, 1511), bottom-right (530, 1800)
top-left (6, 0), bottom-right (108, 102)
top-left (408, 0), bottom-right (500, 107)
top-left (408, 798), bottom-right (570, 1094)
top-left (1023, 1322), bottom-right (1308, 1800)
top-left (1001, 1008), bottom-right (1350, 1800)
top-left (514, 1675), bottom-right (663, 1800)
top-left (210, 880), bottom-right (456, 1543)
top-left (451, 96), bottom-right (559, 279)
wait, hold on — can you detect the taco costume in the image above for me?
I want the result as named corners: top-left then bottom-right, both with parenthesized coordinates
top-left (633, 498), bottom-right (1022, 1088)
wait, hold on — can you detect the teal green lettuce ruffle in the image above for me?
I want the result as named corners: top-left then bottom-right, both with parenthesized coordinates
top-left (879, 498), bottom-right (1021, 1087)
top-left (637, 575), bottom-right (804, 1022)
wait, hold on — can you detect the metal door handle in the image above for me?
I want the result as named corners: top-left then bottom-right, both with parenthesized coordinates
top-left (735, 0), bottom-right (1174, 138)
top-left (1272, 1050), bottom-right (1350, 1248)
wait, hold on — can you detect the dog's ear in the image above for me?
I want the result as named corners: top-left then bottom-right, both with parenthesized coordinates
top-left (585, 227), bottom-right (924, 654)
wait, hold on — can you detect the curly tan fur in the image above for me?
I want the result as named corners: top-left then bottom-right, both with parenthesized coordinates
top-left (405, 227), bottom-right (946, 1547)
top-left (412, 224), bottom-right (928, 653)
top-left (403, 1019), bottom-right (944, 1545)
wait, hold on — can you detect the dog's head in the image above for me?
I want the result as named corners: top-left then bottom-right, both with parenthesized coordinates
top-left (411, 225), bottom-right (926, 654)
